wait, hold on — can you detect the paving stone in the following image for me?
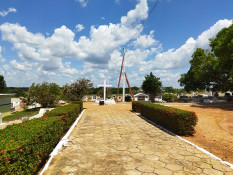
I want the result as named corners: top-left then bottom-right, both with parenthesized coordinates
top-left (136, 164), bottom-right (154, 173)
top-left (125, 170), bottom-right (142, 175)
top-left (43, 103), bottom-right (233, 175)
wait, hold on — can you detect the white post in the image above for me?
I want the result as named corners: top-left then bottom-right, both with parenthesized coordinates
top-left (122, 48), bottom-right (125, 102)
top-left (0, 113), bottom-right (2, 124)
top-left (103, 80), bottom-right (106, 101)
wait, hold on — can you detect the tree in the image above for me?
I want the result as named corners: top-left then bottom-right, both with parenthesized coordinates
top-left (162, 86), bottom-right (175, 93)
top-left (71, 78), bottom-right (93, 100)
top-left (0, 75), bottom-right (6, 93)
top-left (178, 48), bottom-right (220, 92)
top-left (179, 23), bottom-right (233, 92)
top-left (210, 23), bottom-right (233, 91)
top-left (142, 72), bottom-right (162, 102)
top-left (28, 82), bottom-right (62, 107)
top-left (97, 87), bottom-right (112, 98)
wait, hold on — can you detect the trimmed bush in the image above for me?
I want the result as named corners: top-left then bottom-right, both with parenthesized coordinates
top-left (162, 93), bottom-right (178, 102)
top-left (125, 96), bottom-right (132, 102)
top-left (0, 103), bottom-right (82, 174)
top-left (132, 101), bottom-right (198, 136)
top-left (71, 101), bottom-right (83, 112)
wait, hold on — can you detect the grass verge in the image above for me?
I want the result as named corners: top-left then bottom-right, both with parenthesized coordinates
top-left (2, 108), bottom-right (40, 122)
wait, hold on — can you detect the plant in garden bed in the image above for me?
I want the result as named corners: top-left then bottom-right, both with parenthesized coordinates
top-left (0, 102), bottom-right (82, 174)
top-left (132, 101), bottom-right (198, 136)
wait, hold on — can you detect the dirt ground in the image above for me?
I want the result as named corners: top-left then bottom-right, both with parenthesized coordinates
top-left (163, 102), bottom-right (233, 164)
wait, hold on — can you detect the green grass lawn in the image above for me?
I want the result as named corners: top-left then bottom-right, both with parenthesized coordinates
top-left (2, 108), bottom-right (40, 122)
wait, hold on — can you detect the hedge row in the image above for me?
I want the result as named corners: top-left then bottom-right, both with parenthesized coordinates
top-left (0, 102), bottom-right (82, 175)
top-left (71, 101), bottom-right (83, 112)
top-left (132, 101), bottom-right (198, 136)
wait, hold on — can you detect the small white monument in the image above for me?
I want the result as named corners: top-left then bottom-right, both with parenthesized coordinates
top-left (98, 80), bottom-right (112, 101)
top-left (97, 80), bottom-right (115, 105)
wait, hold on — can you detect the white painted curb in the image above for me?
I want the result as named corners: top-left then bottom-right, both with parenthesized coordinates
top-left (135, 113), bottom-right (233, 169)
top-left (39, 109), bottom-right (86, 175)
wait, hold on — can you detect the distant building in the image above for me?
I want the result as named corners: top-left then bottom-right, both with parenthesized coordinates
top-left (134, 93), bottom-right (149, 102)
top-left (0, 94), bottom-right (14, 113)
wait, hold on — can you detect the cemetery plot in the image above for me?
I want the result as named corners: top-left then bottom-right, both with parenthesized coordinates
top-left (163, 103), bottom-right (233, 164)
top-left (2, 108), bottom-right (40, 122)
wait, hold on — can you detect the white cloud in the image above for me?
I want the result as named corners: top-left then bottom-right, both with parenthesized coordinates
top-left (1, 0), bottom-right (231, 88)
top-left (0, 8), bottom-right (17, 17)
top-left (151, 19), bottom-right (232, 70)
top-left (100, 17), bottom-right (105, 20)
top-left (75, 24), bottom-right (85, 32)
top-left (133, 30), bottom-right (159, 49)
top-left (10, 60), bottom-right (38, 71)
top-left (0, 0), bottom-right (149, 69)
top-left (75, 0), bottom-right (88, 7)
top-left (0, 46), bottom-right (6, 62)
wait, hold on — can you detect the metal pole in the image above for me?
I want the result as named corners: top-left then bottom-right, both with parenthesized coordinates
top-left (122, 48), bottom-right (125, 102)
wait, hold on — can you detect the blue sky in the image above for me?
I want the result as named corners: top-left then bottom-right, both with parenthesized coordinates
top-left (0, 0), bottom-right (232, 88)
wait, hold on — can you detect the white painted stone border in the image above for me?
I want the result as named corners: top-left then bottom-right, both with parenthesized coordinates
top-left (40, 109), bottom-right (86, 175)
top-left (135, 113), bottom-right (233, 169)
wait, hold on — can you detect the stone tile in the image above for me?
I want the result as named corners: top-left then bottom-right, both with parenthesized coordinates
top-left (43, 103), bottom-right (233, 175)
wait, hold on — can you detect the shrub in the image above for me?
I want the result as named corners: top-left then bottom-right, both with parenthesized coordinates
top-left (125, 96), bottom-right (132, 102)
top-left (162, 93), bottom-right (178, 102)
top-left (132, 101), bottom-right (198, 136)
top-left (71, 101), bottom-right (83, 112)
top-left (0, 103), bottom-right (81, 174)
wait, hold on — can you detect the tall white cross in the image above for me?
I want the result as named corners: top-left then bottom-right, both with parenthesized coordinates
top-left (98, 80), bottom-right (112, 101)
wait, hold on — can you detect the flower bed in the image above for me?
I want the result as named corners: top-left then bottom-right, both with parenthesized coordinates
top-left (132, 101), bottom-right (198, 136)
top-left (0, 103), bottom-right (82, 174)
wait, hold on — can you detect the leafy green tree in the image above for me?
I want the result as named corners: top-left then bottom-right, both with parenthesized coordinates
top-left (97, 87), bottom-right (112, 98)
top-left (0, 75), bottom-right (6, 93)
top-left (71, 78), bottom-right (93, 100)
top-left (179, 23), bottom-right (233, 92)
top-left (28, 82), bottom-right (62, 107)
top-left (142, 72), bottom-right (162, 102)
top-left (179, 48), bottom-right (220, 92)
top-left (210, 23), bottom-right (233, 91)
top-left (162, 86), bottom-right (175, 93)
top-left (162, 93), bottom-right (178, 102)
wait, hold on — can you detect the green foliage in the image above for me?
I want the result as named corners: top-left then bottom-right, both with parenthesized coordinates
top-left (210, 23), bottom-right (233, 91)
top-left (0, 75), bottom-right (6, 93)
top-left (179, 48), bottom-right (219, 92)
top-left (179, 23), bottom-right (233, 92)
top-left (132, 101), bottom-right (198, 136)
top-left (0, 104), bottom-right (81, 174)
top-left (125, 95), bottom-right (132, 102)
top-left (3, 108), bottom-right (40, 122)
top-left (162, 93), bottom-right (178, 102)
top-left (162, 86), bottom-right (175, 93)
top-left (28, 82), bottom-right (62, 108)
top-left (142, 72), bottom-right (162, 102)
top-left (71, 101), bottom-right (83, 112)
top-left (3, 87), bottom-right (28, 97)
top-left (88, 87), bottom-right (139, 95)
top-left (96, 87), bottom-right (112, 98)
top-left (62, 78), bottom-right (92, 101)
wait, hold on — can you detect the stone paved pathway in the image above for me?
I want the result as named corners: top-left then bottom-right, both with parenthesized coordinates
top-left (43, 103), bottom-right (233, 175)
